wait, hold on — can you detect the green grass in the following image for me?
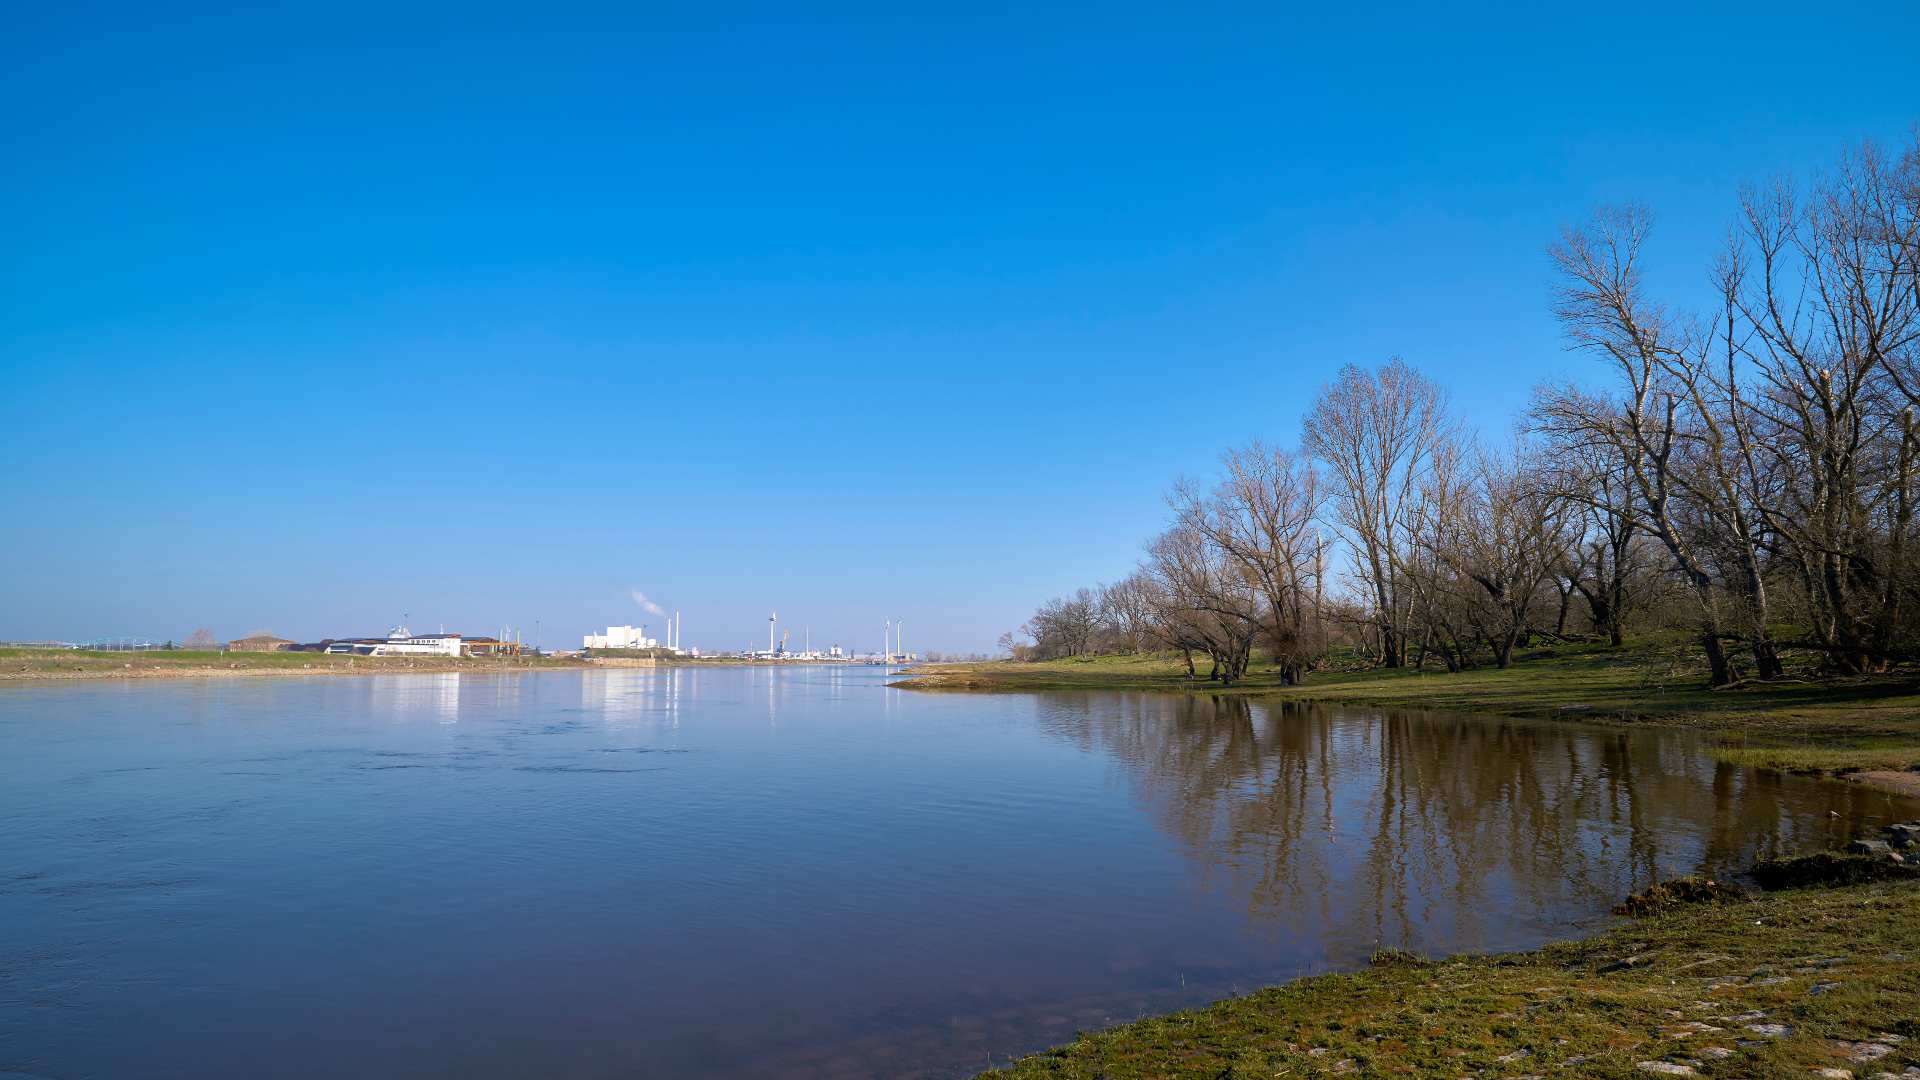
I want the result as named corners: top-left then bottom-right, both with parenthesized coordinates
top-left (903, 642), bottom-right (1920, 779)
top-left (1711, 745), bottom-right (1920, 775)
top-left (980, 879), bottom-right (1920, 1079)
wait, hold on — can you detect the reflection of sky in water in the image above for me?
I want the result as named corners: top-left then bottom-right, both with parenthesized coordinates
top-left (0, 669), bottom-right (1912, 1080)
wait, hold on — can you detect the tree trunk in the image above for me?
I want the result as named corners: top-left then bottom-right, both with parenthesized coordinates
top-left (1702, 631), bottom-right (1733, 688)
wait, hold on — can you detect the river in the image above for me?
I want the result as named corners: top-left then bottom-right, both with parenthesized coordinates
top-left (0, 666), bottom-right (1909, 1078)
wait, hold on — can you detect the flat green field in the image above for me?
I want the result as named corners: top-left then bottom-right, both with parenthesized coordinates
top-left (902, 644), bottom-right (1920, 782)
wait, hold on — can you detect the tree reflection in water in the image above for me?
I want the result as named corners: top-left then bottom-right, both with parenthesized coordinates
top-left (1031, 693), bottom-right (1903, 958)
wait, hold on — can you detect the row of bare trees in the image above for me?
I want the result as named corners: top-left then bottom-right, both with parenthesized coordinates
top-left (1009, 136), bottom-right (1920, 687)
top-left (1538, 138), bottom-right (1920, 684)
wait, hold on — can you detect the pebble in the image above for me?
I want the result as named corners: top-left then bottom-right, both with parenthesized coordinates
top-left (1810, 981), bottom-right (1844, 995)
top-left (1636, 1063), bottom-right (1697, 1076)
top-left (1836, 1040), bottom-right (1898, 1062)
top-left (1814, 1070), bottom-right (1854, 1079)
top-left (1747, 1023), bottom-right (1794, 1038)
top-left (1698, 1047), bottom-right (1734, 1059)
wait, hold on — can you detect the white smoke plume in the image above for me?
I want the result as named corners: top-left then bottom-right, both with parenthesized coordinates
top-left (629, 589), bottom-right (666, 617)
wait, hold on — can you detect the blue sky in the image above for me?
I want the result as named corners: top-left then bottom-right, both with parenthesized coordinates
top-left (3, 4), bottom-right (1916, 652)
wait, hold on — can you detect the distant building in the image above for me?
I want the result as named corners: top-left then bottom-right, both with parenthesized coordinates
top-left (583, 625), bottom-right (656, 650)
top-left (227, 633), bottom-right (294, 652)
top-left (461, 636), bottom-right (521, 658)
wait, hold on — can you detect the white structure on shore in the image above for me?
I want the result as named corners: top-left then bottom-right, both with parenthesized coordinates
top-left (584, 625), bottom-right (657, 650)
top-left (326, 626), bottom-right (463, 657)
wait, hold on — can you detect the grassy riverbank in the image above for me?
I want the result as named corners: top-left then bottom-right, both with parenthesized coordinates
top-left (0, 647), bottom-right (586, 681)
top-left (901, 644), bottom-right (1920, 793)
top-left (981, 873), bottom-right (1920, 1079)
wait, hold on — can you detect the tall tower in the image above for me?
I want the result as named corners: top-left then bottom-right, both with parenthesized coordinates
top-left (769, 612), bottom-right (777, 655)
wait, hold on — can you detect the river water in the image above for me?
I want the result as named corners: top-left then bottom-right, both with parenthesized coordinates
top-left (1, 667), bottom-right (1910, 1078)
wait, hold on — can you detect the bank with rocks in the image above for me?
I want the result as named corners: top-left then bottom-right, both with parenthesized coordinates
top-left (978, 849), bottom-right (1920, 1079)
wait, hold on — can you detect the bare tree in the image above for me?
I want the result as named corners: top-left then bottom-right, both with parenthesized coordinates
top-left (1142, 526), bottom-right (1261, 684)
top-left (1304, 358), bottom-right (1450, 668)
top-left (1028, 588), bottom-right (1105, 658)
top-left (1442, 441), bottom-right (1575, 668)
top-left (1531, 387), bottom-right (1646, 647)
top-left (184, 628), bottom-right (218, 650)
top-left (1544, 207), bottom-right (1778, 684)
top-left (1099, 573), bottom-right (1159, 655)
top-left (1733, 141), bottom-right (1920, 671)
top-left (1170, 441), bottom-right (1327, 684)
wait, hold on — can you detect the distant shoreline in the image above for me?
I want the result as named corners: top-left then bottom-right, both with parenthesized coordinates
top-left (0, 648), bottom-right (908, 683)
top-left (0, 648), bottom-right (582, 682)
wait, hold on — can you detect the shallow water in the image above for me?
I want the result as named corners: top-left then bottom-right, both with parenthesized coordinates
top-left (0, 667), bottom-right (1910, 1079)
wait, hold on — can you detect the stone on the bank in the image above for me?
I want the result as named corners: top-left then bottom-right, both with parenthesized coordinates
top-left (1849, 838), bottom-right (1895, 857)
top-left (1836, 1039), bottom-right (1898, 1062)
top-left (1636, 1062), bottom-right (1698, 1076)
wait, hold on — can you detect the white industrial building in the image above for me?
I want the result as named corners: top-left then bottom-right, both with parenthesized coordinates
top-left (584, 625), bottom-right (656, 650)
top-left (585, 612), bottom-right (684, 653)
